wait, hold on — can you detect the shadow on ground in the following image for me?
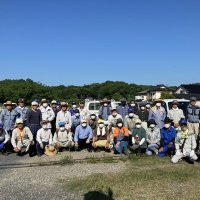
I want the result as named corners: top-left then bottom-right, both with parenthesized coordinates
top-left (84, 188), bottom-right (114, 200)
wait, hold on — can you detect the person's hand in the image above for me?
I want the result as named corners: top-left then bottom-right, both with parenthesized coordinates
top-left (56, 142), bottom-right (60, 148)
top-left (75, 142), bottom-right (78, 147)
top-left (92, 142), bottom-right (96, 148)
top-left (159, 147), bottom-right (163, 152)
top-left (14, 147), bottom-right (20, 152)
top-left (176, 150), bottom-right (182, 156)
top-left (29, 141), bottom-right (33, 145)
top-left (116, 142), bottom-right (120, 148)
top-left (174, 123), bottom-right (179, 128)
top-left (40, 143), bottom-right (44, 149)
top-left (168, 142), bottom-right (173, 148)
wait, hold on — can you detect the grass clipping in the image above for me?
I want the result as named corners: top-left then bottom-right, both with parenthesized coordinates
top-left (64, 155), bottom-right (200, 200)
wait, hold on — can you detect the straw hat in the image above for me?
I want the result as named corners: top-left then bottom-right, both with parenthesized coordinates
top-left (45, 145), bottom-right (57, 156)
top-left (4, 101), bottom-right (13, 106)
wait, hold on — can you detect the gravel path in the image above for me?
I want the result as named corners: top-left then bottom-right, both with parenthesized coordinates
top-left (0, 151), bottom-right (126, 200)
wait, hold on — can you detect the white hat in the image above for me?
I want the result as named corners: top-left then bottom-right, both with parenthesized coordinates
top-left (51, 100), bottom-right (57, 104)
top-left (31, 101), bottom-right (38, 106)
top-left (16, 119), bottom-right (23, 124)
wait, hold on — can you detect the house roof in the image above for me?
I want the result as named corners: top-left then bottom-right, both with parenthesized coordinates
top-left (179, 84), bottom-right (200, 94)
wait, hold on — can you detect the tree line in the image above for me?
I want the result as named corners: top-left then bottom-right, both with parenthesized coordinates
top-left (0, 79), bottom-right (154, 105)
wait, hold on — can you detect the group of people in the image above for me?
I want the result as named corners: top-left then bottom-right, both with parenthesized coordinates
top-left (0, 96), bottom-right (200, 164)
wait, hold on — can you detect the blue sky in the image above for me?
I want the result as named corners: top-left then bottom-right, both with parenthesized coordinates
top-left (0, 0), bottom-right (199, 86)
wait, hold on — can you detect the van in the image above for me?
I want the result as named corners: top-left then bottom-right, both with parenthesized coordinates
top-left (84, 99), bottom-right (120, 116)
top-left (161, 99), bottom-right (190, 115)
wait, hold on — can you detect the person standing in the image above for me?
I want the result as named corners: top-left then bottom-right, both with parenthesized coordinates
top-left (98, 98), bottom-right (111, 120)
top-left (116, 98), bottom-right (129, 119)
top-left (148, 99), bottom-right (166, 129)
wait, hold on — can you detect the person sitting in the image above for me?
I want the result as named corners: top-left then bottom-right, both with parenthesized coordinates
top-left (92, 119), bottom-right (110, 151)
top-left (0, 123), bottom-right (10, 154)
top-left (112, 118), bottom-right (129, 155)
top-left (74, 119), bottom-right (93, 151)
top-left (53, 121), bottom-right (74, 151)
top-left (36, 121), bottom-right (53, 157)
top-left (129, 119), bottom-right (147, 154)
top-left (159, 118), bottom-right (176, 157)
top-left (171, 119), bottom-right (198, 164)
top-left (146, 119), bottom-right (160, 156)
top-left (11, 119), bottom-right (34, 156)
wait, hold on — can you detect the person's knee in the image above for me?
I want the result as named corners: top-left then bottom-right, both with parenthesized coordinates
top-left (146, 150), bottom-right (152, 156)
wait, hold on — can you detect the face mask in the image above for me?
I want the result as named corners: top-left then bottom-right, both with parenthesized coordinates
top-left (104, 103), bottom-right (108, 107)
top-left (112, 112), bottom-right (117, 117)
top-left (131, 104), bottom-right (135, 107)
top-left (91, 115), bottom-right (96, 120)
top-left (117, 123), bottom-right (123, 128)
top-left (72, 105), bottom-right (76, 109)
top-left (42, 125), bottom-right (48, 130)
top-left (18, 125), bottom-right (23, 130)
top-left (181, 126), bottom-right (187, 132)
top-left (129, 113), bottom-right (134, 118)
top-left (146, 105), bottom-right (150, 108)
top-left (136, 124), bottom-right (141, 129)
top-left (149, 124), bottom-right (155, 128)
top-left (156, 103), bottom-right (161, 107)
top-left (164, 124), bottom-right (170, 129)
top-left (82, 123), bottom-right (87, 128)
top-left (141, 107), bottom-right (145, 110)
top-left (99, 124), bottom-right (104, 129)
top-left (43, 103), bottom-right (48, 108)
top-left (75, 113), bottom-right (80, 117)
top-left (60, 127), bottom-right (65, 132)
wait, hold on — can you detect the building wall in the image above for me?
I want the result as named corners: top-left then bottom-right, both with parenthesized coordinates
top-left (175, 88), bottom-right (188, 94)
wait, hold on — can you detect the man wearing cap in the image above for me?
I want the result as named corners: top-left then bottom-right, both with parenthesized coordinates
top-left (87, 112), bottom-right (98, 134)
top-left (71, 109), bottom-right (82, 134)
top-left (11, 119), bottom-right (33, 156)
top-left (27, 101), bottom-right (42, 156)
top-left (116, 98), bottom-right (129, 119)
top-left (98, 98), bottom-right (111, 121)
top-left (124, 109), bottom-right (139, 135)
top-left (108, 107), bottom-right (123, 132)
top-left (74, 119), bottom-right (93, 151)
top-left (69, 101), bottom-right (78, 116)
top-left (129, 119), bottom-right (147, 154)
top-left (146, 119), bottom-right (160, 155)
top-left (159, 118), bottom-right (176, 157)
top-left (36, 121), bottom-right (53, 156)
top-left (171, 119), bottom-right (198, 164)
top-left (14, 98), bottom-right (29, 126)
top-left (78, 100), bottom-right (89, 119)
top-left (112, 118), bottom-right (129, 155)
top-left (0, 123), bottom-right (10, 154)
top-left (53, 121), bottom-right (74, 151)
top-left (186, 97), bottom-right (200, 140)
top-left (0, 101), bottom-right (18, 137)
top-left (51, 100), bottom-right (60, 136)
top-left (56, 102), bottom-right (72, 131)
top-left (136, 104), bottom-right (149, 130)
top-left (148, 99), bottom-right (166, 129)
top-left (92, 119), bottom-right (110, 151)
top-left (39, 99), bottom-right (55, 130)
top-left (168, 100), bottom-right (185, 128)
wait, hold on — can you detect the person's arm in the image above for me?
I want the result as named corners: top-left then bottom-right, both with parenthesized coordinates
top-left (53, 132), bottom-right (57, 143)
top-left (49, 131), bottom-right (53, 145)
top-left (191, 134), bottom-right (197, 150)
top-left (148, 110), bottom-right (152, 121)
top-left (56, 112), bottom-right (60, 129)
top-left (11, 130), bottom-right (17, 148)
top-left (68, 131), bottom-right (73, 142)
top-left (68, 112), bottom-right (72, 128)
top-left (39, 110), bottom-right (42, 124)
top-left (26, 110), bottom-right (30, 127)
top-left (3, 130), bottom-right (10, 144)
top-left (154, 129), bottom-right (161, 144)
top-left (0, 110), bottom-right (4, 124)
top-left (88, 126), bottom-right (93, 140)
top-left (26, 127), bottom-right (33, 141)
top-left (74, 126), bottom-right (79, 142)
top-left (98, 107), bottom-right (103, 119)
top-left (105, 127), bottom-right (110, 143)
top-left (36, 130), bottom-right (42, 144)
top-left (146, 131), bottom-right (151, 144)
top-left (174, 134), bottom-right (180, 151)
top-left (180, 109), bottom-right (185, 120)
